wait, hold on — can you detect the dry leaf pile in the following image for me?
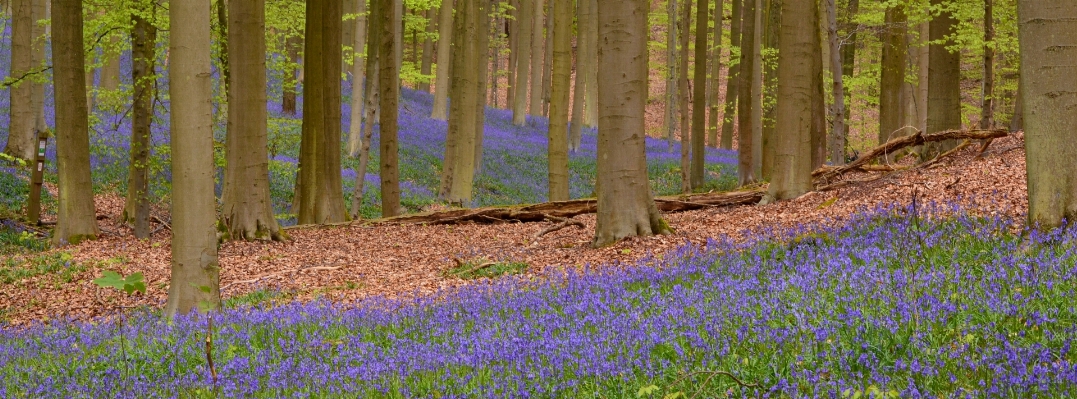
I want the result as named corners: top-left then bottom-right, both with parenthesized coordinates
top-left (0, 134), bottom-right (1028, 325)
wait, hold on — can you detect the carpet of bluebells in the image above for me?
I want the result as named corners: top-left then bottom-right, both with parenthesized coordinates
top-left (2, 206), bottom-right (1076, 398)
top-left (0, 16), bottom-right (739, 226)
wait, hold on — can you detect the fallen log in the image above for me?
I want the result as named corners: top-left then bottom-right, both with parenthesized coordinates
top-left (813, 128), bottom-right (1007, 182)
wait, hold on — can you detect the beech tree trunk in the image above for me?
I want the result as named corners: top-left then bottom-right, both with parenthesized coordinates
top-left (439, 0), bottom-right (480, 204)
top-left (750, 0), bottom-right (763, 176)
top-left (568, 0), bottom-right (586, 152)
top-left (678, 0), bottom-right (691, 193)
top-left (719, 0), bottom-right (743, 150)
top-left (529, 0), bottom-right (544, 116)
top-left (354, 57), bottom-right (380, 219)
top-left (840, 0), bottom-right (857, 125)
top-left (512, 0), bottom-right (533, 126)
top-left (593, 0), bottom-right (672, 247)
top-left (979, 0), bottom-right (994, 129)
top-left (825, 0), bottom-right (846, 164)
top-left (282, 35), bottom-right (300, 115)
top-left (737, 0), bottom-right (758, 185)
top-left (582, 0), bottom-right (598, 128)
top-left (418, 8), bottom-right (435, 93)
top-left (689, 0), bottom-right (708, 189)
top-left (767, 0), bottom-right (815, 200)
top-left (474, 0), bottom-right (491, 175)
top-left (379, 0), bottom-right (402, 216)
top-left (706, 0), bottom-right (723, 148)
top-left (507, 0), bottom-right (518, 106)
top-left (295, 0), bottom-right (348, 224)
top-left (123, 9), bottom-right (157, 239)
top-left (165, 0), bottom-right (220, 316)
top-left (347, 0), bottom-right (368, 158)
top-left (809, 0), bottom-right (826, 170)
top-left (664, 0), bottom-right (678, 152)
top-left (878, 4), bottom-right (907, 158)
top-left (540, 0), bottom-right (554, 116)
top-left (430, 0), bottom-right (453, 120)
top-left (923, 0), bottom-right (961, 159)
top-left (1019, 0), bottom-right (1077, 229)
top-left (760, 0), bottom-right (779, 179)
top-left (99, 35), bottom-right (121, 92)
top-left (4, 0), bottom-right (35, 161)
top-left (222, 0), bottom-right (285, 241)
top-left (547, 0), bottom-right (571, 201)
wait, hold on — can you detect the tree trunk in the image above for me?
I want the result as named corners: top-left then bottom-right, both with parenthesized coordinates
top-left (678, 0), bottom-right (691, 193)
top-left (491, 6), bottom-right (501, 109)
top-left (1018, 0), bottom-right (1077, 229)
top-left (512, 0), bottom-right (532, 125)
top-left (343, 0), bottom-right (356, 62)
top-left (540, 0), bottom-right (554, 116)
top-left (347, 0), bottom-right (368, 157)
top-left (707, 0), bottom-right (724, 148)
top-left (474, 0), bottom-right (491, 175)
top-left (418, 8), bottom-right (435, 93)
top-left (582, 0), bottom-right (598, 128)
top-left (878, 4), bottom-right (906, 159)
top-left (760, 0), bottom-right (779, 179)
top-left (923, 0), bottom-right (961, 159)
top-left (379, 0), bottom-right (402, 216)
top-left (737, 0), bottom-right (757, 185)
top-left (689, 0), bottom-right (708, 189)
top-left (123, 9), bottom-right (157, 240)
top-left (766, 0), bottom-right (815, 200)
top-left (222, 0), bottom-right (285, 241)
top-left (593, 0), bottom-right (672, 247)
top-left (825, 0), bottom-right (846, 164)
top-left (4, 0), bottom-right (35, 161)
top-left (215, 0), bottom-right (229, 100)
top-left (164, 0), bottom-right (220, 316)
top-left (913, 21), bottom-right (928, 157)
top-left (750, 0), bottom-right (763, 176)
top-left (547, 0), bottom-right (571, 201)
top-left (719, 0), bottom-right (742, 150)
top-left (99, 35), bottom-right (122, 93)
top-left (569, 0), bottom-right (585, 152)
top-left (354, 59), bottom-right (380, 219)
top-left (295, 0), bottom-right (348, 224)
top-left (664, 0), bottom-right (678, 152)
top-left (809, 0), bottom-right (825, 170)
top-left (439, 0), bottom-right (480, 204)
top-left (1008, 83), bottom-right (1022, 133)
top-left (430, 0), bottom-right (453, 120)
top-left (979, 0), bottom-right (994, 129)
top-left (394, 0), bottom-right (403, 78)
top-left (840, 0), bottom-right (857, 125)
top-left (529, 0), bottom-right (547, 117)
top-left (507, 0), bottom-right (518, 107)
top-left (282, 35), bottom-right (300, 115)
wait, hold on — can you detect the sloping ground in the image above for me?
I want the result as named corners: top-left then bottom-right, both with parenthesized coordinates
top-left (0, 133), bottom-right (1028, 324)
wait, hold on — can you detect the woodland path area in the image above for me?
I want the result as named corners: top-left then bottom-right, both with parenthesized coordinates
top-left (1, 134), bottom-right (1028, 325)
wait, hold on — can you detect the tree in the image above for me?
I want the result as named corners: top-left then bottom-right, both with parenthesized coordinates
top-left (294, 0), bottom-right (348, 224)
top-left (430, 0), bottom-right (452, 120)
top-left (50, 0), bottom-right (99, 246)
top-left (765, 0), bottom-right (814, 201)
top-left (677, 0), bottom-right (690, 193)
top-left (473, 0), bottom-right (491, 175)
top-left (378, 0), bottom-right (402, 217)
top-left (980, 0), bottom-right (995, 129)
top-left (439, 0), bottom-right (480, 204)
top-left (582, 0), bottom-right (598, 127)
top-left (706, 0), bottom-right (724, 148)
top-left (418, 8), bottom-right (435, 93)
top-left (546, 0), bottom-right (571, 201)
top-left (663, 0), bottom-right (678, 152)
top-left (528, 0), bottom-right (544, 117)
top-left (592, 0), bottom-right (672, 247)
top-left (3, 0), bottom-right (37, 161)
top-left (737, 0), bottom-right (759, 185)
top-left (719, 0), bottom-right (743, 150)
top-left (221, 0), bottom-right (285, 241)
top-left (690, 0), bottom-right (708, 189)
top-left (123, 3), bottom-right (158, 239)
top-left (512, 0), bottom-right (533, 126)
top-left (824, 0), bottom-right (847, 163)
top-left (281, 35), bottom-right (300, 115)
top-left (878, 3), bottom-right (906, 153)
top-left (923, 0), bottom-right (961, 158)
top-left (347, 0), bottom-right (369, 217)
top-left (1018, 0), bottom-right (1077, 229)
top-left (165, 0), bottom-right (220, 316)
top-left (568, 0), bottom-right (587, 152)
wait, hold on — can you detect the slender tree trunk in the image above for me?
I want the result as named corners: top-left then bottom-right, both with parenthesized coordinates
top-left (354, 60), bottom-right (380, 219)
top-left (540, 0), bottom-right (554, 116)
top-left (824, 0), bottom-right (845, 163)
top-left (707, 0), bottom-right (724, 148)
top-left (840, 0), bottom-right (857, 126)
top-left (878, 4), bottom-right (906, 158)
top-left (760, 0), bottom-right (779, 179)
top-left (282, 35), bottom-right (300, 115)
top-left (394, 0), bottom-right (403, 77)
top-left (347, 0), bottom-right (368, 158)
top-left (99, 36), bottom-right (121, 92)
top-left (474, 0), bottom-right (491, 175)
top-left (295, 0), bottom-right (348, 224)
top-left (165, 0), bottom-right (220, 316)
top-left (737, 0), bottom-right (757, 185)
top-left (512, 0), bottom-right (533, 125)
top-left (123, 9), bottom-right (157, 239)
top-left (582, 0), bottom-right (598, 127)
top-left (430, 0), bottom-right (453, 120)
top-left (440, 0), bottom-right (480, 204)
top-left (1009, 83), bottom-right (1022, 132)
top-left (222, 0), bottom-right (285, 241)
top-left (547, 0), bottom-right (571, 201)
top-left (507, 0), bottom-right (518, 108)
top-left (419, 8), bottom-right (435, 93)
top-left (4, 0), bottom-right (36, 161)
top-left (569, 0), bottom-right (585, 152)
top-left (30, 0), bottom-right (43, 132)
top-left (678, 0), bottom-right (691, 193)
top-left (664, 0), bottom-right (678, 152)
top-left (1018, 0), bottom-right (1077, 229)
top-left (923, 0), bottom-right (961, 159)
top-left (913, 21), bottom-right (928, 157)
top-left (593, 0), bottom-right (671, 247)
top-left (380, 0), bottom-right (402, 216)
top-left (750, 0), bottom-right (763, 176)
top-left (215, 0), bottom-right (229, 101)
top-left (529, 0), bottom-right (547, 117)
top-left (689, 0), bottom-right (707, 189)
top-left (808, 0), bottom-right (825, 170)
top-left (766, 0), bottom-right (815, 201)
top-left (491, 6), bottom-right (501, 109)
top-left (719, 0), bottom-right (742, 150)
top-left (979, 0), bottom-right (994, 129)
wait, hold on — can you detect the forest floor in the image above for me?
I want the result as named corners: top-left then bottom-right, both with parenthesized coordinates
top-left (0, 133), bottom-right (1028, 325)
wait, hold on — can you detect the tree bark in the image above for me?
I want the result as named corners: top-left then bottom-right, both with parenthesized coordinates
top-left (878, 4), bottom-right (907, 160)
top-left (689, 0), bottom-right (708, 189)
top-left (394, 0), bottom-right (403, 78)
top-left (4, 0), bottom-right (36, 161)
top-left (430, 0), bottom-right (453, 120)
top-left (979, 0), bottom-right (994, 129)
top-left (547, 0), bottom-right (571, 201)
top-left (766, 0), bottom-right (815, 200)
top-left (347, 0), bottom-right (368, 158)
top-left (165, 0), bottom-right (220, 316)
top-left (719, 0), bottom-right (742, 150)
top-left (474, 0), bottom-right (491, 175)
top-left (281, 35), bottom-right (300, 115)
top-left (761, 0), bottom-right (779, 179)
top-left (808, 0), bottom-right (825, 170)
top-left (593, 0), bottom-right (671, 247)
top-left (512, 0), bottom-right (533, 126)
top-left (582, 0), bottom-right (598, 128)
top-left (1018, 0), bottom-right (1077, 229)
top-left (123, 8), bottom-right (157, 239)
top-left (379, 0), bottom-right (402, 216)
top-left (737, 0), bottom-right (757, 185)
top-left (923, 0), bottom-right (962, 159)
top-left (678, 0), bottom-right (691, 193)
top-left (913, 21), bottom-right (929, 157)
top-left (707, 0), bottom-right (724, 148)
top-left (840, 0), bottom-right (857, 125)
top-left (507, 0), bottom-right (518, 106)
top-left (99, 35), bottom-right (122, 93)
top-left (540, 0), bottom-right (554, 116)
top-left (222, 0), bottom-right (285, 241)
top-left (353, 57), bottom-right (380, 219)
top-left (418, 7), bottom-right (435, 93)
top-left (295, 0), bottom-right (348, 224)
top-left (750, 0), bottom-right (763, 176)
top-left (568, 0), bottom-right (585, 152)
top-left (439, 0), bottom-right (479, 204)
top-left (664, 0), bottom-right (678, 152)
top-left (824, 0), bottom-right (846, 164)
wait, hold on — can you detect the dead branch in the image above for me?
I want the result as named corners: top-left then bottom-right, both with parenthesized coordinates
top-left (220, 264), bottom-right (342, 292)
top-left (455, 262), bottom-right (498, 277)
top-left (813, 128), bottom-right (1007, 182)
top-left (534, 215), bottom-right (585, 239)
top-left (151, 215), bottom-right (171, 231)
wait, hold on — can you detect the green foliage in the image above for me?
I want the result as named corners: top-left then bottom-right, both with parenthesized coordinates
top-left (0, 252), bottom-right (83, 286)
top-left (93, 270), bottom-right (147, 296)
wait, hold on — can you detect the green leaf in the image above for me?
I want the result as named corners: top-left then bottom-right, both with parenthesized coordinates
top-left (636, 385), bottom-right (660, 398)
top-left (662, 393), bottom-right (685, 399)
top-left (93, 270), bottom-right (126, 290)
